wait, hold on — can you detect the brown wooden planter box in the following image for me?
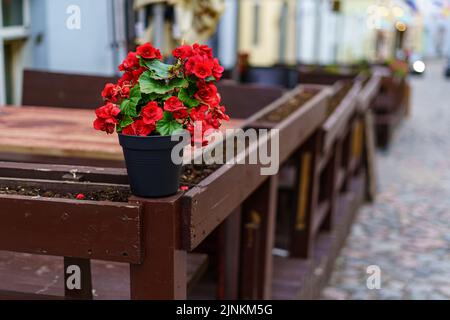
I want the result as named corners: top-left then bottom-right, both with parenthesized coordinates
top-left (0, 83), bottom-right (331, 300)
top-left (0, 163), bottom-right (223, 299)
top-left (372, 67), bottom-right (409, 148)
top-left (1, 75), bottom-right (370, 300)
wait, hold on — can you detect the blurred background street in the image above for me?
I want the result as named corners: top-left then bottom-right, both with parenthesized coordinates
top-left (323, 59), bottom-right (450, 299)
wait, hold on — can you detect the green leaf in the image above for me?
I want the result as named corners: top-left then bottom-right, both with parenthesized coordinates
top-left (178, 87), bottom-right (200, 108)
top-left (141, 92), bottom-right (165, 104)
top-left (140, 59), bottom-right (173, 80)
top-left (120, 84), bottom-right (141, 117)
top-left (156, 112), bottom-right (183, 136)
top-left (140, 71), bottom-right (189, 95)
top-left (119, 115), bottom-right (134, 129)
top-left (205, 76), bottom-right (216, 82)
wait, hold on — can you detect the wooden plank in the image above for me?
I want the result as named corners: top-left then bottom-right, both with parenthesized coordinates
top-left (0, 290), bottom-right (64, 300)
top-left (321, 83), bottom-right (361, 153)
top-left (0, 251), bottom-right (207, 300)
top-left (289, 133), bottom-right (320, 258)
top-left (0, 106), bottom-right (243, 162)
top-left (129, 193), bottom-right (186, 300)
top-left (0, 195), bottom-right (142, 263)
top-left (0, 161), bottom-right (128, 184)
top-left (217, 208), bottom-right (241, 299)
top-left (22, 69), bottom-right (117, 109)
top-left (187, 253), bottom-right (209, 293)
top-left (357, 74), bottom-right (382, 112)
top-left (240, 175), bottom-right (278, 299)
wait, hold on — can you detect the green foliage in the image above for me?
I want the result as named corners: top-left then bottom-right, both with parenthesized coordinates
top-left (118, 115), bottom-right (134, 130)
top-left (140, 59), bottom-right (174, 80)
top-left (179, 87), bottom-right (200, 108)
top-left (140, 71), bottom-right (189, 95)
top-left (156, 112), bottom-right (183, 136)
top-left (120, 84), bottom-right (141, 118)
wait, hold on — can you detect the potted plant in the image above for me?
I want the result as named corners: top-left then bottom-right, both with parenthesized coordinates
top-left (93, 42), bottom-right (229, 198)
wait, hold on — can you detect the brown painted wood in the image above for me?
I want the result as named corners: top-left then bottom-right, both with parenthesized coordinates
top-left (272, 171), bottom-right (366, 299)
top-left (321, 82), bottom-right (361, 154)
top-left (0, 161), bottom-right (128, 184)
top-left (218, 80), bottom-right (285, 119)
top-left (183, 86), bottom-right (329, 251)
top-left (289, 133), bottom-right (320, 258)
top-left (129, 193), bottom-right (187, 300)
top-left (0, 106), bottom-right (243, 164)
top-left (0, 290), bottom-right (65, 300)
top-left (217, 208), bottom-right (241, 300)
top-left (357, 74), bottom-right (382, 112)
top-left (0, 251), bottom-right (208, 300)
top-left (0, 195), bottom-right (142, 263)
top-left (239, 175), bottom-right (278, 299)
top-left (63, 257), bottom-right (93, 299)
top-left (22, 69), bottom-right (117, 109)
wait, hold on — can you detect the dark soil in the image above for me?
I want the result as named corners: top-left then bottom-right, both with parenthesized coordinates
top-left (181, 164), bottom-right (222, 187)
top-left (259, 89), bottom-right (318, 123)
top-left (0, 185), bottom-right (131, 202)
top-left (328, 81), bottom-right (353, 115)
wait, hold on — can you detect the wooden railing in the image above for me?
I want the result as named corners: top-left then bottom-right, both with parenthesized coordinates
top-left (0, 69), bottom-right (385, 300)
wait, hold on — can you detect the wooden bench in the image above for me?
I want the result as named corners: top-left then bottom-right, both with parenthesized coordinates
top-left (22, 69), bottom-right (117, 109)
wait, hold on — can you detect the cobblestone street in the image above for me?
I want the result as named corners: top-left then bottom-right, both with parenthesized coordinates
top-left (322, 60), bottom-right (450, 300)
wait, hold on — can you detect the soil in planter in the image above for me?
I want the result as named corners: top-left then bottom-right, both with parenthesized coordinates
top-left (180, 142), bottom-right (242, 189)
top-left (328, 81), bottom-right (353, 115)
top-left (0, 185), bottom-right (131, 202)
top-left (180, 164), bottom-right (222, 188)
top-left (259, 89), bottom-right (319, 123)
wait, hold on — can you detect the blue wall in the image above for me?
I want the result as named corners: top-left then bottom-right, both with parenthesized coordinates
top-left (29, 0), bottom-right (117, 76)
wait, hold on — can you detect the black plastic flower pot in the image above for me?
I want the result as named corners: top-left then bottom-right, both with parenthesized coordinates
top-left (118, 131), bottom-right (189, 198)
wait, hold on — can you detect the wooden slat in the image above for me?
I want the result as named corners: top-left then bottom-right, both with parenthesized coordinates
top-left (22, 69), bottom-right (117, 109)
top-left (0, 161), bottom-right (128, 184)
top-left (0, 251), bottom-right (208, 300)
top-left (321, 83), bottom-right (361, 153)
top-left (0, 195), bottom-right (142, 263)
top-left (312, 201), bottom-right (330, 237)
top-left (0, 106), bottom-right (243, 162)
top-left (357, 74), bottom-right (382, 112)
top-left (0, 290), bottom-right (64, 300)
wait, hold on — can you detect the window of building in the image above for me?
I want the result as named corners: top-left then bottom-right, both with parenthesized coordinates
top-left (2, 0), bottom-right (24, 27)
top-left (0, 0), bottom-right (29, 105)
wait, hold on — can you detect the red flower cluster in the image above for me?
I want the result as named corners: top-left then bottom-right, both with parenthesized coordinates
top-left (94, 42), bottom-right (229, 144)
top-left (122, 102), bottom-right (164, 136)
top-left (93, 103), bottom-right (120, 134)
top-left (173, 44), bottom-right (224, 81)
top-left (164, 97), bottom-right (188, 119)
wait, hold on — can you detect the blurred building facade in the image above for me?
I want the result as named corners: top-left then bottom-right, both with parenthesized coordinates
top-left (1, 0), bottom-right (449, 106)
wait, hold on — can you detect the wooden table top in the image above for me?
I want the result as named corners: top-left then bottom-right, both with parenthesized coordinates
top-left (0, 106), bottom-right (244, 161)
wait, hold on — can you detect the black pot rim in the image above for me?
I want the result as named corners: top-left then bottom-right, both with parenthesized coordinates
top-left (118, 130), bottom-right (190, 151)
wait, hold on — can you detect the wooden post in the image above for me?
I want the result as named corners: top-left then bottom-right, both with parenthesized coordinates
top-left (64, 257), bottom-right (93, 300)
top-left (321, 141), bottom-right (340, 232)
top-left (289, 132), bottom-right (320, 258)
top-left (240, 175), bottom-right (278, 299)
top-left (130, 194), bottom-right (187, 300)
top-left (217, 207), bottom-right (241, 300)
